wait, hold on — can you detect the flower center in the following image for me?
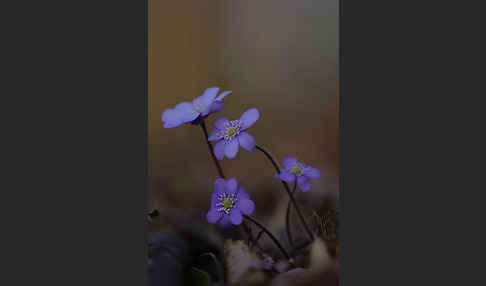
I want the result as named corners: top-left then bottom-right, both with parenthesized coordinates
top-left (193, 105), bottom-right (203, 114)
top-left (223, 199), bottom-right (234, 209)
top-left (227, 127), bottom-right (236, 137)
top-left (222, 120), bottom-right (242, 142)
top-left (291, 165), bottom-right (304, 176)
top-left (216, 192), bottom-right (238, 214)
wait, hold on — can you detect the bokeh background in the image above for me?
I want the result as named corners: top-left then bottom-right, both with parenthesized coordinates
top-left (148, 0), bottom-right (338, 239)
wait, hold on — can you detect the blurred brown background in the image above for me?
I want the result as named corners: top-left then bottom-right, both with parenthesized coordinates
top-left (148, 0), bottom-right (338, 227)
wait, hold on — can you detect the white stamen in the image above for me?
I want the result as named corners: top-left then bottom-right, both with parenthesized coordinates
top-left (222, 120), bottom-right (242, 144)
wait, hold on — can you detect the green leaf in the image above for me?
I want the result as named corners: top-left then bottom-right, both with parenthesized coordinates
top-left (183, 267), bottom-right (212, 286)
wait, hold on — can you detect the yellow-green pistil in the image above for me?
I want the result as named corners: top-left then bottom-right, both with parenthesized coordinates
top-left (223, 198), bottom-right (234, 210)
top-left (227, 127), bottom-right (236, 137)
top-left (291, 165), bottom-right (304, 176)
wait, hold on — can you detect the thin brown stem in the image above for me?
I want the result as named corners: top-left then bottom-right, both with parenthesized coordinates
top-left (241, 221), bottom-right (255, 246)
top-left (243, 215), bottom-right (291, 261)
top-left (243, 222), bottom-right (264, 251)
top-left (255, 145), bottom-right (315, 241)
top-left (200, 120), bottom-right (225, 179)
top-left (254, 229), bottom-right (264, 244)
top-left (285, 182), bottom-right (297, 249)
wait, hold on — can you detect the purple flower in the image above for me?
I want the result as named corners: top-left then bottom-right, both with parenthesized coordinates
top-left (161, 87), bottom-right (231, 128)
top-left (206, 178), bottom-right (255, 228)
top-left (208, 108), bottom-right (259, 160)
top-left (274, 157), bottom-right (321, 192)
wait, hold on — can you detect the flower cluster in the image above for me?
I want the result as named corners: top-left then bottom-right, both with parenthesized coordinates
top-left (161, 86), bottom-right (322, 229)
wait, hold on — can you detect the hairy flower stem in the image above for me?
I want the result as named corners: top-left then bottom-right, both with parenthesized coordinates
top-left (243, 215), bottom-right (291, 261)
top-left (285, 182), bottom-right (297, 249)
top-left (255, 145), bottom-right (315, 242)
top-left (200, 120), bottom-right (226, 179)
